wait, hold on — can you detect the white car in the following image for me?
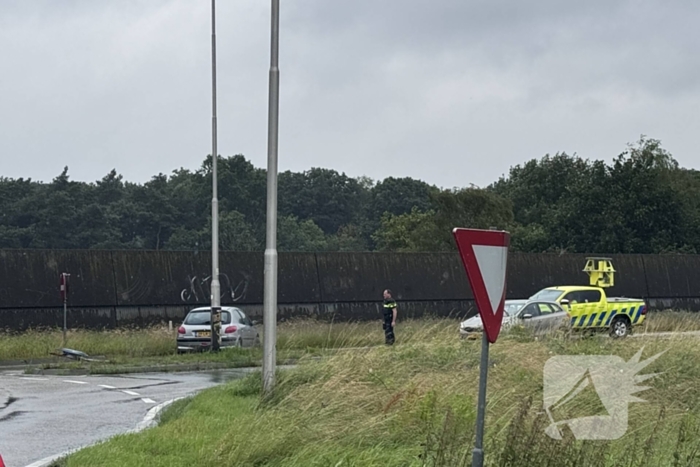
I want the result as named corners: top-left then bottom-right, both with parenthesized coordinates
top-left (177, 306), bottom-right (260, 353)
top-left (459, 299), bottom-right (568, 339)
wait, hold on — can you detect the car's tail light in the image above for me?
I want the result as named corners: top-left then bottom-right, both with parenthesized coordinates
top-left (178, 326), bottom-right (186, 334)
top-left (641, 305), bottom-right (647, 315)
top-left (225, 326), bottom-right (237, 334)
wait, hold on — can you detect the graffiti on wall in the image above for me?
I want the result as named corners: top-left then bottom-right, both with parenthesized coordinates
top-left (180, 272), bottom-right (250, 304)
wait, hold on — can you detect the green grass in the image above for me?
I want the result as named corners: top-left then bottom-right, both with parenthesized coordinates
top-left (0, 319), bottom-right (428, 371)
top-left (56, 318), bottom-right (700, 467)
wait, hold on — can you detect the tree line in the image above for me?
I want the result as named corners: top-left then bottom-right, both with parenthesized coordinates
top-left (1, 136), bottom-right (698, 254)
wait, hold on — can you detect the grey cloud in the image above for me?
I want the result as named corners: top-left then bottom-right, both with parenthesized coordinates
top-left (0, 0), bottom-right (698, 190)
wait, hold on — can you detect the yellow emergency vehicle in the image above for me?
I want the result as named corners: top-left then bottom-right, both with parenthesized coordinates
top-left (529, 257), bottom-right (647, 338)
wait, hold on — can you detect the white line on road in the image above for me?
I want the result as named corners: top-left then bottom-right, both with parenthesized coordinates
top-left (63, 380), bottom-right (88, 385)
top-left (122, 390), bottom-right (140, 396)
top-left (20, 377), bottom-right (49, 381)
top-left (141, 398), bottom-right (156, 404)
top-left (99, 385), bottom-right (116, 389)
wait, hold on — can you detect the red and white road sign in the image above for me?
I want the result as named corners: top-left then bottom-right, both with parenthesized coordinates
top-left (452, 228), bottom-right (510, 343)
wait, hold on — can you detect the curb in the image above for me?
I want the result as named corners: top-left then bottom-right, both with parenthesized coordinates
top-left (23, 397), bottom-right (184, 467)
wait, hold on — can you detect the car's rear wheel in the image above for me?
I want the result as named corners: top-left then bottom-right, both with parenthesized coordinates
top-left (610, 316), bottom-right (630, 338)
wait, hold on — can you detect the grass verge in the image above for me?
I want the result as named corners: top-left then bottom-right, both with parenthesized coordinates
top-left (640, 310), bottom-right (700, 333)
top-left (57, 319), bottom-right (700, 467)
top-left (0, 319), bottom-right (443, 373)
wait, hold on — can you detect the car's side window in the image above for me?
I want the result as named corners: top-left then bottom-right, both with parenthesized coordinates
top-left (221, 312), bottom-right (231, 324)
top-left (232, 310), bottom-right (244, 324)
top-left (580, 290), bottom-right (602, 303)
top-left (538, 303), bottom-right (553, 315)
top-left (550, 303), bottom-right (563, 313)
top-left (562, 291), bottom-right (581, 304)
top-left (234, 309), bottom-right (251, 325)
top-left (520, 303), bottom-right (540, 318)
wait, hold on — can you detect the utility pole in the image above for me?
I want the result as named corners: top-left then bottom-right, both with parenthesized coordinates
top-left (60, 273), bottom-right (70, 348)
top-left (209, 0), bottom-right (221, 351)
top-left (263, 0), bottom-right (280, 394)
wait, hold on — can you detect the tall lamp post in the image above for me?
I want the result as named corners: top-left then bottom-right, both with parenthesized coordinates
top-left (263, 0), bottom-right (280, 394)
top-left (210, 0), bottom-right (221, 351)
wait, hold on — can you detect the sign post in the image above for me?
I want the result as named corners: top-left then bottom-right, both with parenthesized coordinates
top-left (60, 273), bottom-right (70, 347)
top-left (452, 228), bottom-right (510, 467)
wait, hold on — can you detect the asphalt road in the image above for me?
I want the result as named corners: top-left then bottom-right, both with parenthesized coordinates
top-left (0, 368), bottom-right (259, 467)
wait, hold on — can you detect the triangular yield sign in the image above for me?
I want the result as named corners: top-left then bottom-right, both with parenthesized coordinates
top-left (453, 228), bottom-right (510, 343)
top-left (473, 245), bottom-right (508, 315)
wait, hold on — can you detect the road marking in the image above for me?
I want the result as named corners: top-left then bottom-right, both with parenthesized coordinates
top-left (63, 380), bottom-right (88, 385)
top-left (122, 390), bottom-right (140, 396)
top-left (141, 398), bottom-right (156, 404)
top-left (20, 377), bottom-right (49, 381)
top-left (99, 385), bottom-right (116, 389)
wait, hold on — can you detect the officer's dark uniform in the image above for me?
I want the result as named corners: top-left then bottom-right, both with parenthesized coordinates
top-left (383, 297), bottom-right (397, 345)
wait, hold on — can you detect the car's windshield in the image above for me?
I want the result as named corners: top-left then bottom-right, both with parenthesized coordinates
top-left (529, 289), bottom-right (564, 302)
top-left (503, 301), bottom-right (526, 316)
top-left (184, 311), bottom-right (231, 325)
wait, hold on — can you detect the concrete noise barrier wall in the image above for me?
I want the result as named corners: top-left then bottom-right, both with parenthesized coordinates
top-left (1, 249), bottom-right (699, 330)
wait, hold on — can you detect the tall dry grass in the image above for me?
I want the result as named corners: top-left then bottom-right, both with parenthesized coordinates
top-left (639, 310), bottom-right (700, 333)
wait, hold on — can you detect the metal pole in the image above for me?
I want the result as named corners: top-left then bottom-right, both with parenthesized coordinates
top-left (471, 331), bottom-right (489, 467)
top-left (61, 272), bottom-right (68, 348)
top-left (63, 296), bottom-right (67, 348)
top-left (210, 0), bottom-right (221, 351)
top-left (263, 0), bottom-right (280, 394)
top-left (471, 225), bottom-right (497, 466)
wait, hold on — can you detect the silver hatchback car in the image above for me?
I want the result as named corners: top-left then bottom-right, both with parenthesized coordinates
top-left (177, 306), bottom-right (260, 353)
top-left (459, 299), bottom-right (569, 339)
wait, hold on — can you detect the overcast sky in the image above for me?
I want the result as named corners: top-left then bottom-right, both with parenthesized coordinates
top-left (1, 0), bottom-right (698, 189)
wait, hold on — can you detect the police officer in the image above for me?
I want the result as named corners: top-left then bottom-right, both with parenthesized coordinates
top-left (382, 289), bottom-right (397, 345)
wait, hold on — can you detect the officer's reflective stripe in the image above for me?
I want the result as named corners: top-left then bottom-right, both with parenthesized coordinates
top-left (587, 313), bottom-right (598, 327)
top-left (605, 310), bottom-right (618, 325)
top-left (597, 312), bottom-right (607, 326)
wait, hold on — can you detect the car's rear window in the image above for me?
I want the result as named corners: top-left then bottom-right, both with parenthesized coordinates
top-left (184, 311), bottom-right (231, 325)
top-left (530, 289), bottom-right (564, 302)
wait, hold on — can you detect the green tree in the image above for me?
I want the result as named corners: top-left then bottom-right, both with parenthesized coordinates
top-left (167, 210), bottom-right (261, 251)
top-left (0, 176), bottom-right (38, 248)
top-left (603, 137), bottom-right (684, 253)
top-left (372, 207), bottom-right (443, 251)
top-left (278, 168), bottom-right (365, 234)
top-left (203, 155), bottom-right (267, 226)
top-left (327, 224), bottom-right (370, 251)
top-left (277, 215), bottom-right (329, 251)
